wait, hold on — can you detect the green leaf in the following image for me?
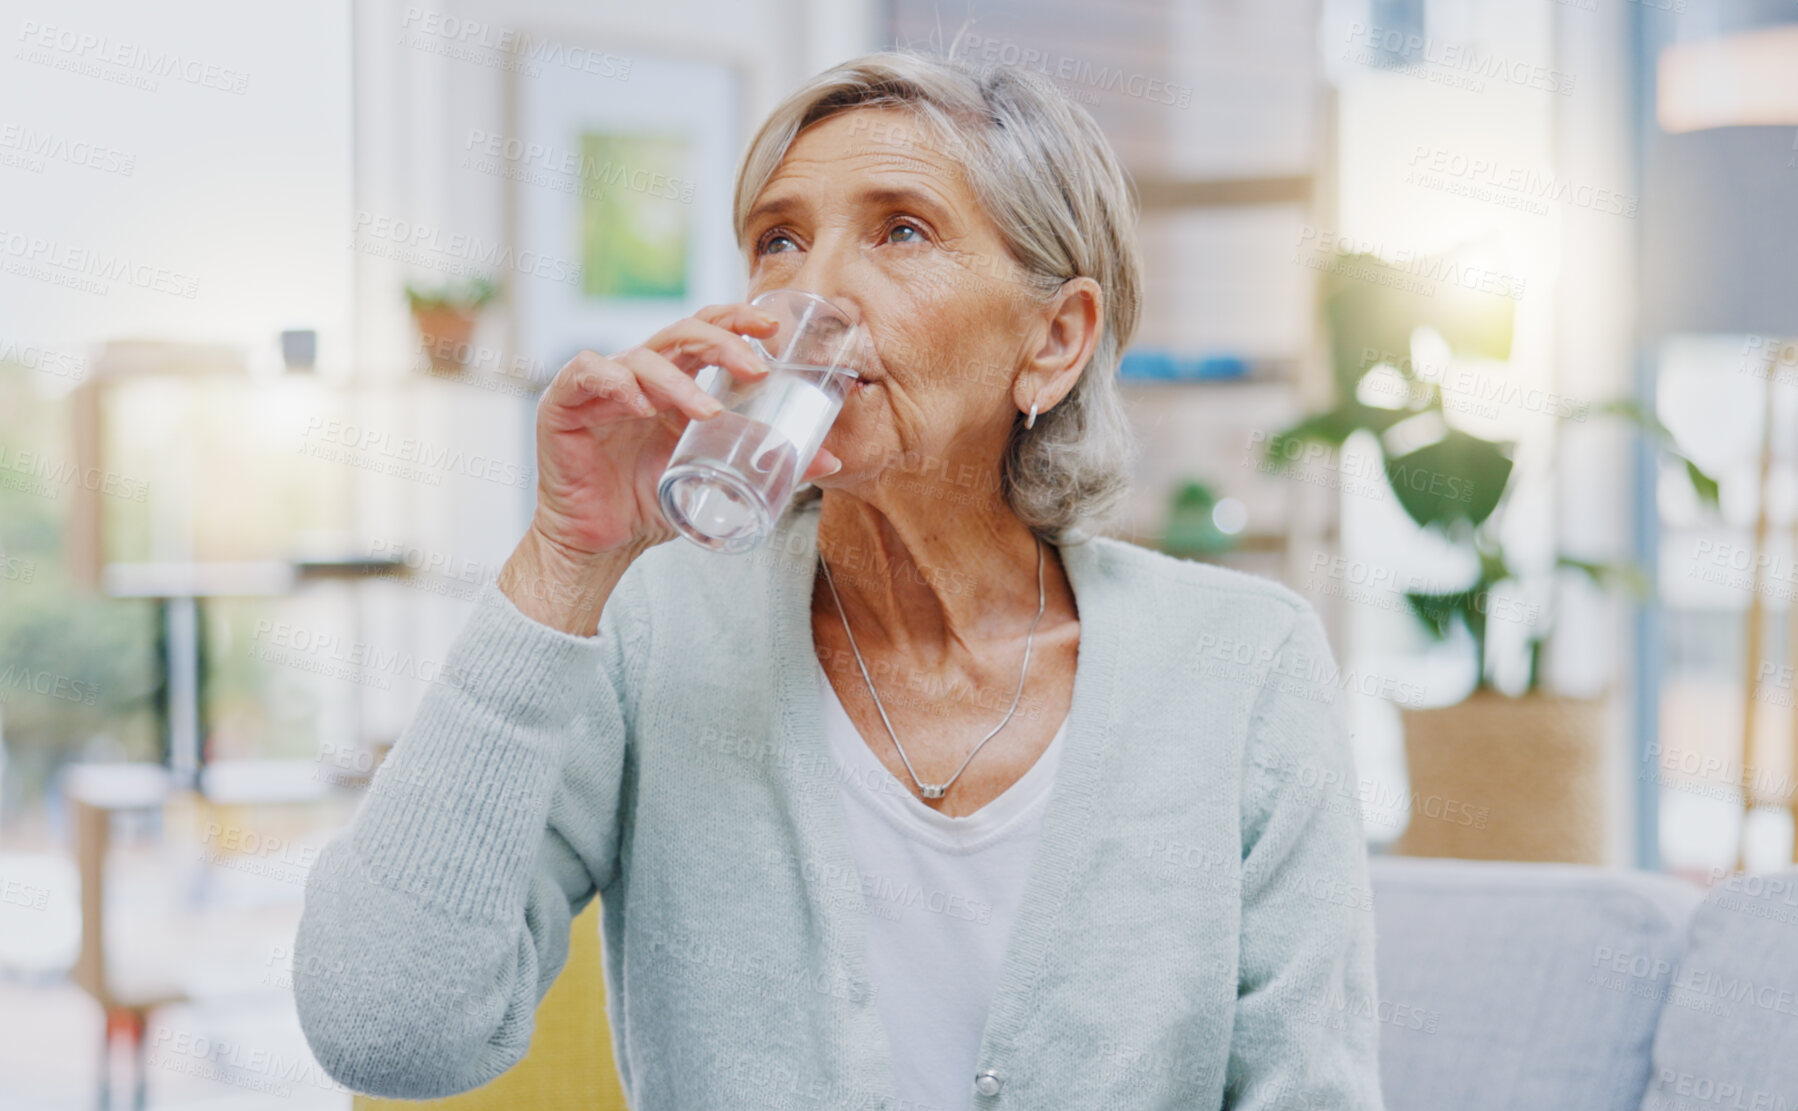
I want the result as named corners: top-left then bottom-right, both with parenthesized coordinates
top-left (1597, 397), bottom-right (1667, 440)
top-left (1557, 555), bottom-right (1652, 599)
top-left (1264, 403), bottom-right (1406, 466)
top-left (1322, 256), bottom-right (1423, 393)
top-left (1477, 543), bottom-right (1513, 589)
top-left (1384, 430), bottom-right (1514, 529)
top-left (1267, 407), bottom-right (1361, 456)
top-left (1525, 635), bottom-right (1546, 694)
top-left (1684, 459), bottom-right (1721, 507)
top-left (1318, 250), bottom-right (1517, 394)
top-left (405, 274), bottom-right (500, 312)
top-left (1593, 398), bottom-right (1720, 507)
top-left (1406, 590), bottom-right (1470, 640)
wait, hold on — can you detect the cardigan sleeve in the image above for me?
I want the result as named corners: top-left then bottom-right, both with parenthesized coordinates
top-left (1223, 601), bottom-right (1387, 1110)
top-left (292, 568), bottom-right (647, 1099)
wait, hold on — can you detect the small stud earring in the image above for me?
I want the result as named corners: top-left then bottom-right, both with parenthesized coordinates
top-left (1025, 401), bottom-right (1039, 430)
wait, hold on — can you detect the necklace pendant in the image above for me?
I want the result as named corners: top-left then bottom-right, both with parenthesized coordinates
top-left (821, 538), bottom-right (1045, 816)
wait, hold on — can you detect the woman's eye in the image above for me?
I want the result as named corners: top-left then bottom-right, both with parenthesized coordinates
top-left (886, 221), bottom-right (925, 245)
top-left (758, 232), bottom-right (797, 256)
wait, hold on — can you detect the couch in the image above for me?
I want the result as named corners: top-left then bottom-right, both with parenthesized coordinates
top-left (353, 859), bottom-right (1798, 1110)
top-left (1371, 855), bottom-right (1798, 1111)
top-left (353, 901), bottom-right (629, 1111)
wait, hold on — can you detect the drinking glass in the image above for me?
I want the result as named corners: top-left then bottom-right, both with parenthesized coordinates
top-left (656, 289), bottom-right (864, 554)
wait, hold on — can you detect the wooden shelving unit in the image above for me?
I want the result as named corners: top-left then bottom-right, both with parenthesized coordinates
top-left (882, 0), bottom-right (1343, 603)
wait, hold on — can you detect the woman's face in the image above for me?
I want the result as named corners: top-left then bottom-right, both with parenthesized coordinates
top-left (743, 107), bottom-right (1054, 491)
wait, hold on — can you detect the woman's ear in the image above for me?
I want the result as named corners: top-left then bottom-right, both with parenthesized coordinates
top-left (1013, 277), bottom-right (1103, 419)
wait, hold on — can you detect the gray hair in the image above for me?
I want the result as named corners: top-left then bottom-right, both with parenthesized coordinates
top-left (733, 50), bottom-right (1143, 544)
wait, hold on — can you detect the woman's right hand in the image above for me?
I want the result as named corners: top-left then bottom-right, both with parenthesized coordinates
top-left (532, 302), bottom-right (781, 558)
top-left (500, 303), bottom-right (842, 633)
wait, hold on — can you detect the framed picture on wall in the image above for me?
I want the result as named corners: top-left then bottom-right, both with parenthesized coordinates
top-left (513, 50), bottom-right (742, 376)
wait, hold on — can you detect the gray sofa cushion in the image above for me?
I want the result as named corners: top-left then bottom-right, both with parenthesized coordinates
top-left (1639, 868), bottom-right (1798, 1110)
top-left (1371, 856), bottom-right (1702, 1111)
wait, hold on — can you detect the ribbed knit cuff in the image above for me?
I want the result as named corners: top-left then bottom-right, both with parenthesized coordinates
top-left (333, 578), bottom-right (610, 921)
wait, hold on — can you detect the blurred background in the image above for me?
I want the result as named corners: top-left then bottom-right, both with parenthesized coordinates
top-left (2, 0), bottom-right (1796, 1107)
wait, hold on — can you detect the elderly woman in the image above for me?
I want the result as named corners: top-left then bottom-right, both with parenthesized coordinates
top-left (295, 51), bottom-right (1384, 1111)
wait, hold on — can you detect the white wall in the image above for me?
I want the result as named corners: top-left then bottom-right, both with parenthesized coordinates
top-left (0, 0), bottom-right (354, 375)
top-left (1327, 0), bottom-right (1641, 862)
top-left (345, 0), bottom-right (880, 746)
top-left (1547, 0), bottom-right (1644, 866)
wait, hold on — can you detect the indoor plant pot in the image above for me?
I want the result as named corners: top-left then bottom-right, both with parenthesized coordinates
top-left (1396, 691), bottom-right (1614, 864)
top-left (1270, 246), bottom-right (1711, 867)
top-left (405, 276), bottom-right (498, 374)
top-left (412, 306), bottom-right (479, 371)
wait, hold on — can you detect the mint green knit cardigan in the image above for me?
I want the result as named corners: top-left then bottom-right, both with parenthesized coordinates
top-left (294, 501), bottom-right (1385, 1109)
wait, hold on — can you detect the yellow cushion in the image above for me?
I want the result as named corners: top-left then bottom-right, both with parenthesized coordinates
top-left (354, 901), bottom-right (627, 1110)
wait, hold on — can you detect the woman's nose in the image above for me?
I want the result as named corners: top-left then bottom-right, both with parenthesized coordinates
top-left (778, 238), bottom-right (863, 323)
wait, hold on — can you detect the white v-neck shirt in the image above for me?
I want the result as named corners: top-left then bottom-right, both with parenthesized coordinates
top-left (818, 665), bottom-right (1069, 1111)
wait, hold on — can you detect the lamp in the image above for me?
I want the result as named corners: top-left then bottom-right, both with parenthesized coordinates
top-left (1647, 18), bottom-right (1798, 866)
top-left (1657, 25), bottom-right (1798, 133)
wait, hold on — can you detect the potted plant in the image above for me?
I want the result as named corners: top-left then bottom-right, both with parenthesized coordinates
top-left (1160, 480), bottom-right (1241, 559)
top-left (1269, 248), bottom-right (1715, 863)
top-left (405, 275), bottom-right (499, 373)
